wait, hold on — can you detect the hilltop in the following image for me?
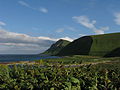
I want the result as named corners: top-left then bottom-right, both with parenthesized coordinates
top-left (42, 39), bottom-right (70, 55)
top-left (57, 33), bottom-right (120, 57)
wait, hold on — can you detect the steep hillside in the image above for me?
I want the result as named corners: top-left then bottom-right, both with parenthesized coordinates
top-left (57, 33), bottom-right (120, 57)
top-left (42, 39), bottom-right (70, 55)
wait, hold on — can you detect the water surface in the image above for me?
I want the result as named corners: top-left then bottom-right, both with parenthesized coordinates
top-left (0, 54), bottom-right (59, 62)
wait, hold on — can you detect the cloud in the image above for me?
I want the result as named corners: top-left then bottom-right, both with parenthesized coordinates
top-left (0, 21), bottom-right (6, 26)
top-left (72, 15), bottom-right (109, 34)
top-left (0, 29), bottom-right (55, 54)
top-left (38, 36), bottom-right (58, 41)
top-left (0, 29), bottom-right (56, 46)
top-left (114, 12), bottom-right (120, 25)
top-left (39, 7), bottom-right (48, 13)
top-left (18, 1), bottom-right (48, 13)
top-left (0, 43), bottom-right (39, 47)
top-left (59, 37), bottom-right (73, 42)
top-left (18, 1), bottom-right (30, 7)
top-left (0, 29), bottom-right (73, 54)
top-left (73, 16), bottom-right (95, 29)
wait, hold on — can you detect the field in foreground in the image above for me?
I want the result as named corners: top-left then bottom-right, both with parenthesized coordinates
top-left (0, 55), bottom-right (120, 90)
top-left (37, 55), bottom-right (120, 65)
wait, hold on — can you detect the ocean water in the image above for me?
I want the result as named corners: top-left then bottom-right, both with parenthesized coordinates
top-left (0, 54), bottom-right (60, 62)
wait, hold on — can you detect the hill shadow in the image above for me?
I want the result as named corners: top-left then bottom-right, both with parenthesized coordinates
top-left (104, 47), bottom-right (120, 57)
top-left (58, 36), bottom-right (93, 56)
top-left (75, 36), bottom-right (93, 55)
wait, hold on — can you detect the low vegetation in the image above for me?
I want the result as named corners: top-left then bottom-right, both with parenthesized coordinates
top-left (0, 55), bottom-right (120, 90)
top-left (37, 55), bottom-right (120, 65)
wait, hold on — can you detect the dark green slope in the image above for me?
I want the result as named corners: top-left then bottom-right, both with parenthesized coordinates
top-left (90, 33), bottom-right (120, 56)
top-left (57, 36), bottom-right (93, 56)
top-left (42, 39), bottom-right (70, 55)
top-left (58, 33), bottom-right (120, 57)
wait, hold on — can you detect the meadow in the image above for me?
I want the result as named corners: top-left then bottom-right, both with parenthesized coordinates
top-left (0, 55), bottom-right (120, 90)
top-left (37, 55), bottom-right (120, 65)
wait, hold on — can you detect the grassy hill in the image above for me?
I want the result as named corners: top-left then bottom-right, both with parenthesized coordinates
top-left (42, 39), bottom-right (70, 55)
top-left (57, 33), bottom-right (120, 57)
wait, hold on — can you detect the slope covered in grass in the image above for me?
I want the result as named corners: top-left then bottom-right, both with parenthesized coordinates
top-left (58, 33), bottom-right (120, 57)
top-left (90, 33), bottom-right (120, 56)
top-left (42, 39), bottom-right (70, 55)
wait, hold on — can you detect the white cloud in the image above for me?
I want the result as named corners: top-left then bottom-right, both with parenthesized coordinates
top-left (0, 43), bottom-right (39, 47)
top-left (99, 26), bottom-right (109, 31)
top-left (18, 1), bottom-right (30, 7)
top-left (0, 21), bottom-right (6, 26)
top-left (0, 29), bottom-right (73, 54)
top-left (39, 7), bottom-right (48, 13)
top-left (38, 36), bottom-right (58, 41)
top-left (0, 29), bottom-right (56, 46)
top-left (94, 30), bottom-right (104, 34)
top-left (0, 29), bottom-right (55, 54)
top-left (72, 15), bottom-right (109, 34)
top-left (18, 1), bottom-right (48, 14)
top-left (59, 37), bottom-right (73, 42)
top-left (114, 12), bottom-right (120, 25)
top-left (73, 16), bottom-right (95, 29)
top-left (94, 26), bottom-right (109, 34)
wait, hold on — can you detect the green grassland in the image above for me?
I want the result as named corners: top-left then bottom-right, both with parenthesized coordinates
top-left (57, 33), bottom-right (120, 57)
top-left (37, 55), bottom-right (120, 65)
top-left (90, 33), bottom-right (120, 56)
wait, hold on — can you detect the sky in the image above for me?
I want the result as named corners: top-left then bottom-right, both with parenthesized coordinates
top-left (0, 0), bottom-right (120, 54)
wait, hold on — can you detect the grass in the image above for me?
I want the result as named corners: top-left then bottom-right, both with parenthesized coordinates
top-left (91, 60), bottom-right (120, 71)
top-left (90, 33), bottom-right (120, 56)
top-left (58, 33), bottom-right (120, 57)
top-left (35, 55), bottom-right (120, 65)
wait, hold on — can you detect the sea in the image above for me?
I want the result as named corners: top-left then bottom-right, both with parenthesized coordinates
top-left (0, 54), bottom-right (60, 62)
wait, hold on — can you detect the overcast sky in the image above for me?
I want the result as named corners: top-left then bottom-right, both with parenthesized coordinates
top-left (0, 0), bottom-right (120, 54)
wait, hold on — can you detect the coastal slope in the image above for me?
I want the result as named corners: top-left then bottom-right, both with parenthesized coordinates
top-left (57, 33), bottom-right (120, 57)
top-left (42, 39), bottom-right (70, 55)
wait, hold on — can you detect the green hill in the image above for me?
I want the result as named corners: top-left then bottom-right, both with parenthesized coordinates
top-left (42, 39), bottom-right (70, 55)
top-left (57, 33), bottom-right (120, 57)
